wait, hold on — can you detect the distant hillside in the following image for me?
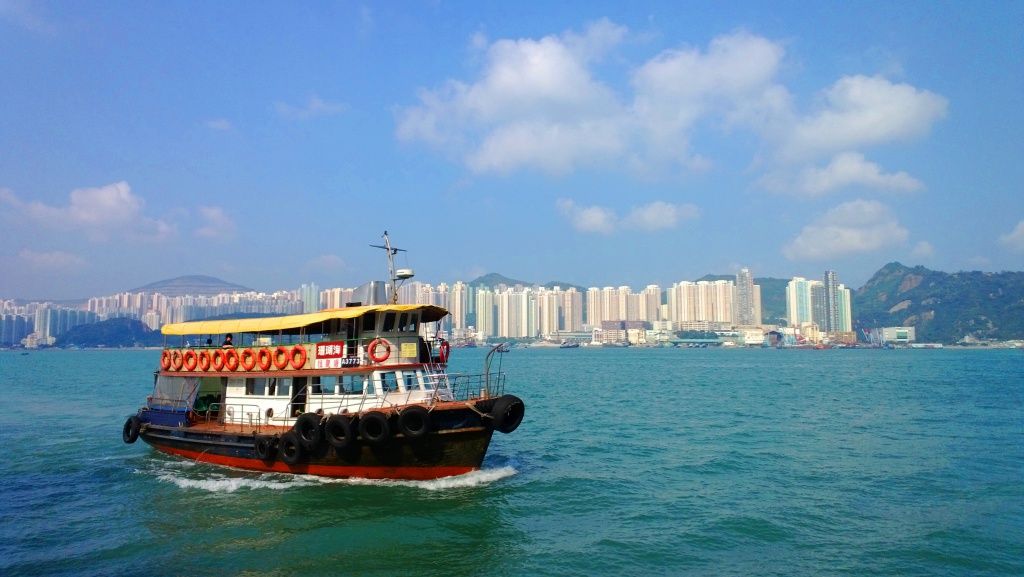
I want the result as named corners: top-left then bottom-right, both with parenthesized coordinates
top-left (54, 317), bottom-right (164, 348)
top-left (852, 262), bottom-right (1024, 343)
top-left (700, 275), bottom-right (790, 325)
top-left (129, 275), bottom-right (253, 297)
top-left (467, 273), bottom-right (586, 293)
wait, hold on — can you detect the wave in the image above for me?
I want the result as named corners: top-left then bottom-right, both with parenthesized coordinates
top-left (141, 459), bottom-right (516, 493)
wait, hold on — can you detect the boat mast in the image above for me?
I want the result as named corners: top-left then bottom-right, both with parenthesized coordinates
top-left (371, 231), bottom-right (405, 304)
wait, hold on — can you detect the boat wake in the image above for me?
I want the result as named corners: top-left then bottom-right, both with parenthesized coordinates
top-left (141, 459), bottom-right (517, 493)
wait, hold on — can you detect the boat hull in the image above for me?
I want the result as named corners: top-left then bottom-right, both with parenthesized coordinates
top-left (137, 407), bottom-right (496, 480)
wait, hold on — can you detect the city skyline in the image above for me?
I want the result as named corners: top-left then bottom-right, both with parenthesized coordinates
top-left (4, 266), bottom-right (858, 347)
top-left (1, 3), bottom-right (1021, 300)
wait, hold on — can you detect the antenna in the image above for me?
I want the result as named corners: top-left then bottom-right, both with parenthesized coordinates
top-left (370, 231), bottom-right (412, 304)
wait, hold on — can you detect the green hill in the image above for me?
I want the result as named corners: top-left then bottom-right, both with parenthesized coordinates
top-left (54, 317), bottom-right (164, 348)
top-left (852, 262), bottom-right (1024, 343)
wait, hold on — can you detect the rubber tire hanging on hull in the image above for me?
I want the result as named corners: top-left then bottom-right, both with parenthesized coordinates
top-left (324, 414), bottom-right (355, 450)
top-left (122, 416), bottom-right (141, 444)
top-left (294, 413), bottom-right (323, 451)
top-left (254, 435), bottom-right (276, 461)
top-left (279, 431), bottom-right (304, 466)
top-left (358, 411), bottom-right (391, 445)
top-left (398, 406), bottom-right (431, 439)
top-left (489, 395), bottom-right (526, 434)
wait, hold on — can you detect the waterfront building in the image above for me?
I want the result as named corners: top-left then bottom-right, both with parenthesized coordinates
top-left (667, 280), bottom-right (735, 325)
top-left (300, 283), bottom-right (319, 313)
top-left (785, 277), bottom-right (821, 328)
top-left (735, 268), bottom-right (759, 326)
top-left (475, 287), bottom-right (495, 338)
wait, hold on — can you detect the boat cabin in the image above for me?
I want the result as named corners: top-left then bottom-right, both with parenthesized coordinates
top-left (149, 304), bottom-right (458, 430)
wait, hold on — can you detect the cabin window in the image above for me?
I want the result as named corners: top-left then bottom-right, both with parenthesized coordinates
top-left (401, 371), bottom-right (420, 392)
top-left (361, 375), bottom-right (375, 396)
top-left (382, 313), bottom-right (397, 332)
top-left (407, 314), bottom-right (419, 333)
top-left (397, 313), bottom-right (409, 332)
top-left (361, 313), bottom-right (377, 334)
top-left (312, 376), bottom-right (337, 395)
top-left (245, 378), bottom-right (269, 396)
top-left (338, 375), bottom-right (362, 394)
top-left (378, 371), bottom-right (398, 393)
top-left (265, 377), bottom-right (290, 397)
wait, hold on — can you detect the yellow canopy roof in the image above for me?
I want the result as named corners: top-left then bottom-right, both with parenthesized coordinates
top-left (161, 304), bottom-right (448, 336)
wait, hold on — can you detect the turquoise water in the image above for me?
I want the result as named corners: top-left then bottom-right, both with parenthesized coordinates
top-left (1, 348), bottom-right (1021, 576)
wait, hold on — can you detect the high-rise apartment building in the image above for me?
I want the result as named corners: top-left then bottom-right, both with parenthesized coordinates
top-left (735, 268), bottom-right (759, 326)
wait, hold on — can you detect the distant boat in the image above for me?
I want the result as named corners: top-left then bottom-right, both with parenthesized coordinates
top-left (559, 342), bottom-right (579, 349)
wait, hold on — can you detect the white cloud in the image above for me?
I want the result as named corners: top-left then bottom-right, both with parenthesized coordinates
top-left (629, 30), bottom-right (788, 164)
top-left (999, 220), bottom-right (1024, 252)
top-left (783, 199), bottom-right (909, 260)
top-left (0, 0), bottom-right (57, 34)
top-left (622, 201), bottom-right (700, 230)
top-left (18, 249), bottom-right (87, 270)
top-left (207, 119), bottom-right (233, 131)
top-left (398, 20), bottom-right (628, 174)
top-left (775, 152), bottom-right (925, 195)
top-left (398, 25), bottom-right (947, 188)
top-left (194, 206), bottom-right (236, 239)
top-left (556, 198), bottom-right (617, 234)
top-left (3, 182), bottom-right (175, 242)
top-left (911, 241), bottom-right (935, 258)
top-left (557, 198), bottom-right (698, 234)
top-left (304, 254), bottom-right (345, 270)
top-left (779, 75), bottom-right (948, 162)
top-left (276, 95), bottom-right (347, 119)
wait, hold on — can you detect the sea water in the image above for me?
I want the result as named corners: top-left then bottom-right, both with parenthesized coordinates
top-left (0, 348), bottom-right (1021, 576)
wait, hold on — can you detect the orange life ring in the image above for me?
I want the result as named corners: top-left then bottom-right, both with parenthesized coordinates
top-left (160, 350), bottom-right (172, 370)
top-left (439, 340), bottom-right (451, 363)
top-left (368, 338), bottom-right (390, 363)
top-left (211, 349), bottom-right (225, 371)
top-left (198, 351), bottom-right (211, 371)
top-left (224, 349), bottom-right (240, 371)
top-left (240, 348), bottom-right (256, 371)
top-left (290, 345), bottom-right (307, 369)
top-left (183, 350), bottom-right (198, 371)
top-left (272, 346), bottom-right (291, 370)
top-left (171, 350), bottom-right (184, 371)
top-left (256, 348), bottom-right (272, 371)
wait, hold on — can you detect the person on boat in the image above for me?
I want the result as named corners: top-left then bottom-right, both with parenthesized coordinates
top-left (221, 334), bottom-right (233, 348)
top-left (205, 338), bottom-right (213, 347)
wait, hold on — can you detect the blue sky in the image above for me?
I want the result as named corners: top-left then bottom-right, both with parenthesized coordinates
top-left (1, 1), bottom-right (1021, 300)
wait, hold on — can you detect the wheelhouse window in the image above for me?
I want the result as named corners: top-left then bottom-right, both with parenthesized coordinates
top-left (382, 313), bottom-right (397, 332)
top-left (360, 313), bottom-right (377, 335)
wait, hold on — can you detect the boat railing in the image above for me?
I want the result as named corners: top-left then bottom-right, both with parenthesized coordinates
top-left (438, 371), bottom-right (506, 402)
top-left (198, 402), bottom-right (266, 433)
top-left (146, 396), bottom-right (191, 411)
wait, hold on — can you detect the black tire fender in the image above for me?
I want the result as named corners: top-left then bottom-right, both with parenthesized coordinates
top-left (122, 416), bottom-right (141, 444)
top-left (254, 435), bottom-right (276, 461)
top-left (279, 431), bottom-right (304, 466)
top-left (398, 406), bottom-right (431, 439)
top-left (358, 411), bottom-right (391, 445)
top-left (294, 412), bottom-right (322, 450)
top-left (324, 414), bottom-right (354, 450)
top-left (489, 395), bottom-right (525, 434)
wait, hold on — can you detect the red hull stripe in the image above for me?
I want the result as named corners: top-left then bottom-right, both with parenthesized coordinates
top-left (155, 445), bottom-right (475, 481)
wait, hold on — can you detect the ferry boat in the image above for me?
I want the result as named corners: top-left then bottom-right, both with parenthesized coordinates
top-left (121, 234), bottom-right (525, 480)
